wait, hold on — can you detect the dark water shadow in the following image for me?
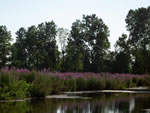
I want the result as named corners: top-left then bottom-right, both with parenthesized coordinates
top-left (0, 93), bottom-right (150, 113)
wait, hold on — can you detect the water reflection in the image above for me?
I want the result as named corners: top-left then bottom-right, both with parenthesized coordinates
top-left (129, 98), bottom-right (135, 113)
top-left (0, 93), bottom-right (150, 113)
top-left (0, 101), bottom-right (31, 113)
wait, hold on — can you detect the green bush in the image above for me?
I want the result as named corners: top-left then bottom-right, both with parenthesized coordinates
top-left (63, 78), bottom-right (77, 92)
top-left (0, 72), bottom-right (12, 87)
top-left (118, 80), bottom-right (128, 89)
top-left (136, 77), bottom-right (150, 86)
top-left (9, 80), bottom-right (31, 99)
top-left (127, 79), bottom-right (136, 88)
top-left (19, 72), bottom-right (36, 83)
top-left (96, 79), bottom-right (106, 90)
top-left (76, 78), bottom-right (87, 91)
top-left (51, 77), bottom-right (64, 94)
top-left (87, 78), bottom-right (105, 90)
top-left (0, 80), bottom-right (31, 100)
top-left (1, 70), bottom-right (150, 100)
top-left (105, 79), bottom-right (121, 90)
top-left (31, 75), bottom-right (53, 97)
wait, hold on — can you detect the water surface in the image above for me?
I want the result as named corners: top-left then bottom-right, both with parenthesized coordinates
top-left (0, 93), bottom-right (150, 113)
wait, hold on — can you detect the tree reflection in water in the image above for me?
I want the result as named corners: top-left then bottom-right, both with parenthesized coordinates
top-left (0, 93), bottom-right (150, 113)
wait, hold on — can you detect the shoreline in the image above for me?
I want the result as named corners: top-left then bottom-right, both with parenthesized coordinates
top-left (65, 90), bottom-right (150, 94)
top-left (0, 88), bottom-right (150, 103)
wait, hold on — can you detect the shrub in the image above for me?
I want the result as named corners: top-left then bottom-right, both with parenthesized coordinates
top-left (0, 80), bottom-right (30, 100)
top-left (96, 79), bottom-right (106, 90)
top-left (0, 72), bottom-right (12, 87)
top-left (1, 68), bottom-right (150, 100)
top-left (136, 76), bottom-right (150, 86)
top-left (126, 79), bottom-right (136, 88)
top-left (51, 76), bottom-right (64, 94)
top-left (87, 78), bottom-right (105, 90)
top-left (9, 80), bottom-right (31, 99)
top-left (31, 75), bottom-right (53, 97)
top-left (76, 78), bottom-right (87, 91)
top-left (63, 78), bottom-right (77, 92)
top-left (19, 71), bottom-right (36, 83)
top-left (105, 79), bottom-right (121, 90)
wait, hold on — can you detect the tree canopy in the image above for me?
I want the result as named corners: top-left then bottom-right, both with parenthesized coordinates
top-left (126, 6), bottom-right (150, 74)
top-left (64, 14), bottom-right (110, 72)
top-left (0, 26), bottom-right (12, 68)
top-left (0, 7), bottom-right (150, 74)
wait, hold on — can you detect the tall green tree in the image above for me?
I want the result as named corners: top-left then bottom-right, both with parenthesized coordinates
top-left (82, 14), bottom-right (110, 72)
top-left (37, 21), bottom-right (58, 70)
top-left (11, 27), bottom-right (28, 68)
top-left (65, 19), bottom-right (85, 72)
top-left (65, 14), bottom-right (110, 72)
top-left (113, 34), bottom-right (131, 73)
top-left (0, 25), bottom-right (12, 67)
top-left (26, 25), bottom-right (38, 69)
top-left (11, 21), bottom-right (58, 70)
top-left (126, 6), bottom-right (150, 74)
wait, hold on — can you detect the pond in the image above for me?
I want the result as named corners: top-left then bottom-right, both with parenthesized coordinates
top-left (0, 92), bottom-right (150, 113)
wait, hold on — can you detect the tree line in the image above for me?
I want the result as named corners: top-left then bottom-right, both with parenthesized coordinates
top-left (0, 6), bottom-right (150, 74)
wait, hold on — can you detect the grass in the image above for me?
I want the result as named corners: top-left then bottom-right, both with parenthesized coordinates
top-left (0, 67), bottom-right (150, 100)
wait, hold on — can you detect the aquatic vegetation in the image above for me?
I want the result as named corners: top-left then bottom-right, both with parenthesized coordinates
top-left (0, 67), bottom-right (150, 100)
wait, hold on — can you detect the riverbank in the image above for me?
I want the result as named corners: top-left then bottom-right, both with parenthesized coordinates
top-left (0, 68), bottom-right (150, 100)
top-left (1, 88), bottom-right (150, 103)
top-left (65, 89), bottom-right (150, 94)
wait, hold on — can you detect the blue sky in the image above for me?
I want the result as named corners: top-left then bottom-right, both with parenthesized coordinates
top-left (0, 0), bottom-right (149, 49)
